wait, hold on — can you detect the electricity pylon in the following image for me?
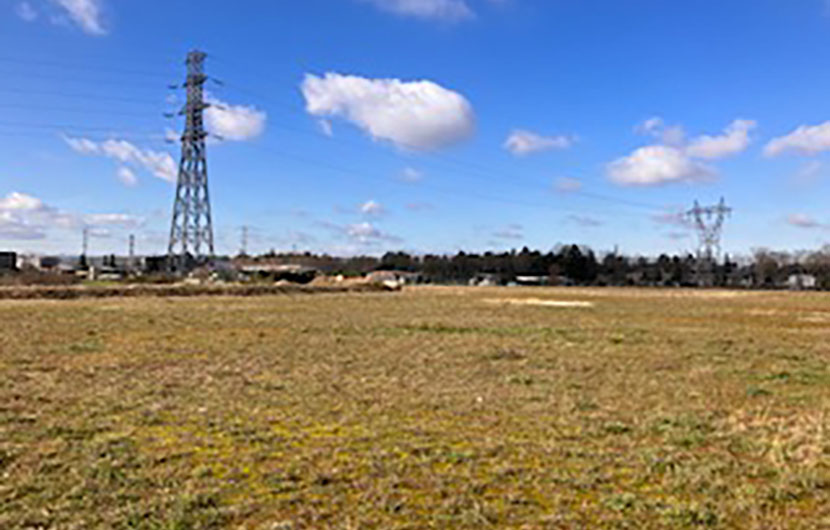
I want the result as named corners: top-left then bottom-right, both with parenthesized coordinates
top-left (686, 197), bottom-right (731, 286)
top-left (168, 50), bottom-right (214, 271)
top-left (686, 197), bottom-right (731, 262)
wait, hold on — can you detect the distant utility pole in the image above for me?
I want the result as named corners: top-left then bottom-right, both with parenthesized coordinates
top-left (128, 234), bottom-right (135, 270)
top-left (685, 197), bottom-right (732, 262)
top-left (80, 226), bottom-right (89, 268)
top-left (168, 49), bottom-right (215, 272)
top-left (240, 225), bottom-right (248, 257)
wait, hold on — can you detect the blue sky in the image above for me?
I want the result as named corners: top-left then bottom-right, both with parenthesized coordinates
top-left (3, 0), bottom-right (830, 257)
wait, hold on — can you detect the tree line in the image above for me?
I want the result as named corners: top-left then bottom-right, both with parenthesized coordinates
top-left (251, 245), bottom-right (830, 289)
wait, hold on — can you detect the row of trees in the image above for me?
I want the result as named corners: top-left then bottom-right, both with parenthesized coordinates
top-left (251, 245), bottom-right (830, 289)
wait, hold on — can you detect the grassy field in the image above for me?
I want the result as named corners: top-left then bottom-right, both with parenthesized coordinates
top-left (1, 286), bottom-right (829, 529)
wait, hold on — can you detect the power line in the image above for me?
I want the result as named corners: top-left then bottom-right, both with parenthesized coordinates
top-left (0, 56), bottom-right (175, 78)
top-left (0, 103), bottom-right (170, 119)
top-left (0, 87), bottom-right (163, 105)
top-left (0, 120), bottom-right (165, 134)
top-left (0, 70), bottom-right (174, 91)
top-left (235, 139), bottom-right (650, 220)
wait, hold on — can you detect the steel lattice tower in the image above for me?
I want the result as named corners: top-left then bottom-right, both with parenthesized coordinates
top-left (686, 197), bottom-right (732, 262)
top-left (168, 50), bottom-right (214, 271)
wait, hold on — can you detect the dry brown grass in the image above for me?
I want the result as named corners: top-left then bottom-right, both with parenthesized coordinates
top-left (1, 286), bottom-right (829, 528)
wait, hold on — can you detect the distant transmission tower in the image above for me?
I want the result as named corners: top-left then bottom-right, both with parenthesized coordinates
top-left (128, 234), bottom-right (135, 271)
top-left (168, 49), bottom-right (215, 271)
top-left (240, 225), bottom-right (248, 257)
top-left (80, 226), bottom-right (89, 268)
top-left (685, 197), bottom-right (732, 262)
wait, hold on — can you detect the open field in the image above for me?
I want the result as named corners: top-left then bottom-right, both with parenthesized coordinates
top-left (1, 286), bottom-right (829, 529)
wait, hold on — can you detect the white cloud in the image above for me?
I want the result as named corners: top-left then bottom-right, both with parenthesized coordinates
top-left (567, 215), bottom-right (602, 227)
top-left (0, 191), bottom-right (147, 243)
top-left (15, 2), bottom-right (38, 21)
top-left (504, 129), bottom-right (573, 156)
top-left (53, 0), bottom-right (106, 35)
top-left (765, 121), bottom-right (830, 157)
top-left (346, 221), bottom-right (401, 244)
top-left (0, 192), bottom-right (73, 240)
top-left (553, 177), bottom-right (582, 193)
top-left (492, 223), bottom-right (523, 240)
top-left (0, 192), bottom-right (46, 211)
top-left (793, 160), bottom-right (824, 187)
top-left (635, 117), bottom-right (685, 146)
top-left (63, 135), bottom-right (178, 183)
top-left (787, 213), bottom-right (823, 229)
top-left (204, 95), bottom-right (266, 141)
top-left (607, 145), bottom-right (714, 186)
top-left (318, 119), bottom-right (333, 137)
top-left (64, 136), bottom-right (98, 154)
top-left (360, 0), bottom-right (474, 21)
top-left (116, 166), bottom-right (138, 187)
top-left (360, 200), bottom-right (385, 216)
top-left (399, 167), bottom-right (423, 183)
top-left (685, 119), bottom-right (757, 160)
top-left (301, 72), bottom-right (475, 151)
top-left (84, 213), bottom-right (143, 228)
top-left (635, 117), bottom-right (664, 136)
top-left (0, 210), bottom-right (46, 240)
top-left (610, 118), bottom-right (754, 186)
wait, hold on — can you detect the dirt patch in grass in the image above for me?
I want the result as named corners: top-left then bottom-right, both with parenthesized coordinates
top-left (485, 297), bottom-right (595, 308)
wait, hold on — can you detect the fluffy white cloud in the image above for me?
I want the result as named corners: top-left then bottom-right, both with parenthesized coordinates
top-left (0, 192), bottom-right (46, 211)
top-left (53, 0), bottom-right (106, 35)
top-left (635, 117), bottom-right (686, 146)
top-left (685, 119), bottom-right (757, 160)
top-left (0, 191), bottom-right (144, 241)
top-left (360, 200), bottom-right (385, 216)
top-left (346, 222), bottom-right (401, 244)
top-left (504, 129), bottom-right (573, 156)
top-left (0, 192), bottom-right (69, 240)
top-left (787, 213), bottom-right (823, 229)
top-left (554, 177), bottom-right (582, 193)
top-left (64, 135), bottom-right (178, 183)
top-left (15, 2), bottom-right (38, 21)
top-left (301, 72), bottom-right (475, 151)
top-left (116, 166), bottom-right (137, 187)
top-left (608, 145), bottom-right (714, 186)
top-left (360, 0), bottom-right (473, 21)
top-left (765, 122), bottom-right (830, 157)
top-left (611, 118), bottom-right (754, 186)
top-left (205, 95), bottom-right (266, 141)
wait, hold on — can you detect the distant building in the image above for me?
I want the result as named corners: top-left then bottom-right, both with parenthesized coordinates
top-left (367, 270), bottom-right (422, 286)
top-left (515, 275), bottom-right (549, 286)
top-left (0, 251), bottom-right (16, 271)
top-left (787, 274), bottom-right (817, 290)
top-left (469, 273), bottom-right (502, 287)
top-left (239, 263), bottom-right (318, 284)
top-left (39, 256), bottom-right (61, 270)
